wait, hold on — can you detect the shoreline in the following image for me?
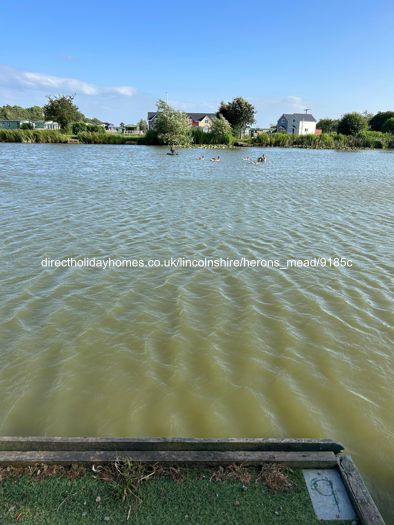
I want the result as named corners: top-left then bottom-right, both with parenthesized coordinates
top-left (1, 129), bottom-right (394, 151)
top-left (0, 140), bottom-right (392, 152)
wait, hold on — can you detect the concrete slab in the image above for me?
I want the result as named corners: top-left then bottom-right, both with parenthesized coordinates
top-left (303, 468), bottom-right (357, 521)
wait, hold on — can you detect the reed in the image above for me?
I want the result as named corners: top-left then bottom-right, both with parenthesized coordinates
top-left (0, 129), bottom-right (68, 143)
top-left (77, 132), bottom-right (142, 144)
top-left (252, 131), bottom-right (394, 149)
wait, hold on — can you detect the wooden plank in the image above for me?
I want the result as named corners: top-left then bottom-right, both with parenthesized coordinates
top-left (338, 456), bottom-right (385, 525)
top-left (0, 450), bottom-right (337, 468)
top-left (0, 437), bottom-right (344, 453)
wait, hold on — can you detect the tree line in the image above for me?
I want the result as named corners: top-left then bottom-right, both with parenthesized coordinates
top-left (3, 95), bottom-right (394, 145)
top-left (0, 97), bottom-right (105, 131)
top-left (317, 111), bottom-right (394, 135)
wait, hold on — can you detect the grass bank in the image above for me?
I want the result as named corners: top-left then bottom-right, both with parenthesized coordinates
top-left (0, 129), bottom-right (143, 144)
top-left (77, 132), bottom-right (143, 144)
top-left (250, 130), bottom-right (394, 149)
top-left (0, 462), bottom-right (356, 525)
top-left (2, 128), bottom-right (394, 150)
top-left (0, 129), bottom-right (69, 143)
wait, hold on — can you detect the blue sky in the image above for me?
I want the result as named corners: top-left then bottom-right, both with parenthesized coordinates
top-left (1, 0), bottom-right (393, 126)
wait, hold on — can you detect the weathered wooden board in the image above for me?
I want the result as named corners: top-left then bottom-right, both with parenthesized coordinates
top-left (338, 456), bottom-right (385, 525)
top-left (0, 450), bottom-right (337, 468)
top-left (0, 437), bottom-right (344, 453)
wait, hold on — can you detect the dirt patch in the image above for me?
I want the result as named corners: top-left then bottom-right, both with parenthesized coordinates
top-left (256, 464), bottom-right (294, 492)
top-left (210, 463), bottom-right (253, 485)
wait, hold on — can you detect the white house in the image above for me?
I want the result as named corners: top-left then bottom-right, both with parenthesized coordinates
top-left (277, 113), bottom-right (317, 135)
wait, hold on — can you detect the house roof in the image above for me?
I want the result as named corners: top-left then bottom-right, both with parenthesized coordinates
top-left (279, 113), bottom-right (317, 122)
top-left (188, 113), bottom-right (216, 121)
top-left (148, 112), bottom-right (215, 121)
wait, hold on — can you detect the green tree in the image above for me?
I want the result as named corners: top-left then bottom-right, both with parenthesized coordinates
top-left (316, 118), bottom-right (339, 133)
top-left (382, 117), bottom-right (394, 134)
top-left (20, 122), bottom-right (34, 130)
top-left (86, 124), bottom-right (105, 133)
top-left (0, 104), bottom-right (44, 120)
top-left (137, 119), bottom-right (148, 133)
top-left (218, 97), bottom-right (255, 137)
top-left (337, 113), bottom-right (368, 136)
top-left (369, 111), bottom-right (394, 131)
top-left (210, 115), bottom-right (233, 143)
top-left (153, 100), bottom-right (191, 146)
top-left (72, 121), bottom-right (87, 134)
top-left (27, 106), bottom-right (45, 120)
top-left (43, 95), bottom-right (81, 131)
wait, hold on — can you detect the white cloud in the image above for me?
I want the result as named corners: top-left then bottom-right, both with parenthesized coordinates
top-left (281, 95), bottom-right (308, 111)
top-left (110, 86), bottom-right (136, 97)
top-left (0, 65), bottom-right (136, 97)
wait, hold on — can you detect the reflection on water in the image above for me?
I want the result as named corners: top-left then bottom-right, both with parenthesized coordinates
top-left (0, 144), bottom-right (393, 519)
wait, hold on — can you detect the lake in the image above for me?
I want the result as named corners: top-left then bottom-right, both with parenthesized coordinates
top-left (0, 144), bottom-right (393, 519)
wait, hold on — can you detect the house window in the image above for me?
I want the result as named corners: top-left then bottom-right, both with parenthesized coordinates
top-left (205, 118), bottom-right (209, 123)
top-left (305, 128), bottom-right (308, 132)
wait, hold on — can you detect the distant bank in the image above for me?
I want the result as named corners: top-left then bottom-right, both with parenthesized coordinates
top-left (1, 128), bottom-right (394, 150)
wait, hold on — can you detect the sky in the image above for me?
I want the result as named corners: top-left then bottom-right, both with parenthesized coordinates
top-left (1, 0), bottom-right (393, 126)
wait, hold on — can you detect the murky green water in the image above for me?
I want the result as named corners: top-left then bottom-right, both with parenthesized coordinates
top-left (0, 144), bottom-right (393, 518)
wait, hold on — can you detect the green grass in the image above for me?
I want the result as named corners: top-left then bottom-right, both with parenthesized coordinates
top-left (0, 129), bottom-right (143, 144)
top-left (251, 130), bottom-right (394, 149)
top-left (1, 127), bottom-right (394, 149)
top-left (0, 466), bottom-right (358, 525)
top-left (76, 132), bottom-right (143, 144)
top-left (0, 129), bottom-right (68, 143)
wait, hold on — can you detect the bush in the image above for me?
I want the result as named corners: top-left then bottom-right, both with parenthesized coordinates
top-left (337, 113), bottom-right (368, 135)
top-left (382, 118), bottom-right (394, 134)
top-left (20, 122), bottom-right (34, 130)
top-left (316, 118), bottom-right (339, 133)
top-left (369, 111), bottom-right (394, 131)
top-left (221, 132), bottom-right (235, 146)
top-left (72, 121), bottom-right (87, 134)
top-left (141, 129), bottom-right (160, 145)
top-left (210, 115), bottom-right (233, 144)
top-left (153, 100), bottom-right (192, 146)
top-left (86, 124), bottom-right (105, 133)
top-left (356, 131), bottom-right (390, 148)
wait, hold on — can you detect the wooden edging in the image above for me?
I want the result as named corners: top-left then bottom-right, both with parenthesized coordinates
top-left (0, 437), bottom-right (344, 453)
top-left (0, 438), bottom-right (385, 524)
top-left (338, 456), bottom-right (385, 525)
top-left (0, 450), bottom-right (337, 468)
